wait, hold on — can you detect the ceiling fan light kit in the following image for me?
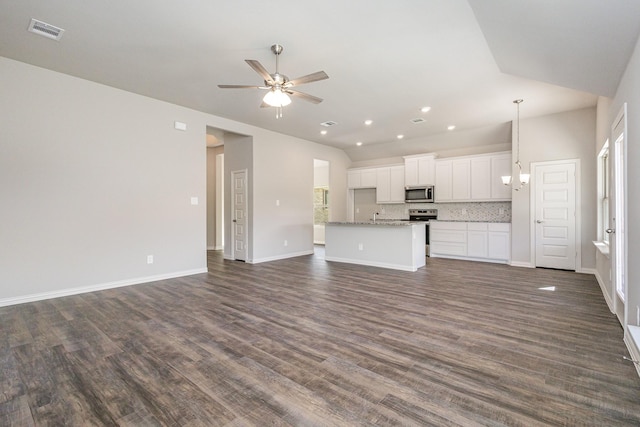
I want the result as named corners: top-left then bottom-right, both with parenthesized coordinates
top-left (502, 99), bottom-right (530, 191)
top-left (218, 44), bottom-right (329, 118)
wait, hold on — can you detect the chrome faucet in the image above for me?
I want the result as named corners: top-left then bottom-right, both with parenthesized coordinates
top-left (373, 212), bottom-right (379, 222)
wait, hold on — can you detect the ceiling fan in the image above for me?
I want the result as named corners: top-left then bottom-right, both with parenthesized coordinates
top-left (218, 44), bottom-right (329, 117)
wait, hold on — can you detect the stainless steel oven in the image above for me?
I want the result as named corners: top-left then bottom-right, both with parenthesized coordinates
top-left (409, 209), bottom-right (438, 256)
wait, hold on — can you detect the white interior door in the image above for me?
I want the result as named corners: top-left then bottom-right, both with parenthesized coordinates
top-left (611, 105), bottom-right (627, 325)
top-left (232, 169), bottom-right (248, 261)
top-left (534, 161), bottom-right (576, 270)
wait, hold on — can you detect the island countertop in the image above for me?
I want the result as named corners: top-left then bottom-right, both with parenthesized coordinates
top-left (327, 220), bottom-right (418, 226)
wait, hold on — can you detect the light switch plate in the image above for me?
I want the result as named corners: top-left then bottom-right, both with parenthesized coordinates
top-left (174, 121), bottom-right (187, 131)
top-left (191, 197), bottom-right (198, 205)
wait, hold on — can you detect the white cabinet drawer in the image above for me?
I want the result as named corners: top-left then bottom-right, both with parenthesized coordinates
top-left (488, 223), bottom-right (510, 232)
top-left (467, 222), bottom-right (488, 231)
top-left (431, 242), bottom-right (467, 256)
top-left (430, 221), bottom-right (467, 231)
top-left (430, 229), bottom-right (467, 244)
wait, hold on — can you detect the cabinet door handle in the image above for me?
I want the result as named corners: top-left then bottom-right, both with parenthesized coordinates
top-left (606, 228), bottom-right (615, 234)
top-left (536, 220), bottom-right (544, 224)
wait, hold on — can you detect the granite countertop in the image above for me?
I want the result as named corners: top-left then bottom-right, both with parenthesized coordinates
top-left (430, 219), bottom-right (511, 223)
top-left (327, 220), bottom-right (421, 226)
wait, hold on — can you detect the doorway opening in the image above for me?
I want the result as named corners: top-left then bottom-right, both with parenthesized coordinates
top-left (313, 159), bottom-right (330, 245)
top-left (530, 159), bottom-right (580, 271)
top-left (611, 104), bottom-right (627, 326)
top-left (206, 127), bottom-right (225, 252)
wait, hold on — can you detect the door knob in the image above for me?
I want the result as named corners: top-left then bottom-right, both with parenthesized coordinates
top-left (606, 228), bottom-right (615, 234)
top-left (233, 219), bottom-right (237, 223)
top-left (536, 220), bottom-right (544, 224)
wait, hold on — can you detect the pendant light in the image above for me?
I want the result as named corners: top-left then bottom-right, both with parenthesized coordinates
top-left (502, 99), bottom-right (530, 191)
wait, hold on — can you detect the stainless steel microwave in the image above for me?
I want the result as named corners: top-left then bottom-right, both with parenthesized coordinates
top-left (405, 185), bottom-right (434, 203)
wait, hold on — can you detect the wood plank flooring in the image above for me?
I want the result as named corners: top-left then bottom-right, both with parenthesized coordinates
top-left (1, 250), bottom-right (640, 426)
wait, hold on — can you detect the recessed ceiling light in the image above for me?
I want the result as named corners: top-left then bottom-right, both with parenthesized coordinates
top-left (421, 106), bottom-right (431, 113)
top-left (364, 119), bottom-right (373, 125)
top-left (397, 134), bottom-right (404, 139)
top-left (320, 130), bottom-right (327, 135)
top-left (356, 142), bottom-right (363, 146)
top-left (447, 125), bottom-right (456, 130)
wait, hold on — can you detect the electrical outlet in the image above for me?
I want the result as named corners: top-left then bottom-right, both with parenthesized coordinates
top-left (147, 255), bottom-right (154, 264)
top-left (358, 243), bottom-right (364, 251)
top-left (462, 208), bottom-right (467, 215)
top-left (284, 240), bottom-right (288, 247)
top-left (499, 208), bottom-right (505, 215)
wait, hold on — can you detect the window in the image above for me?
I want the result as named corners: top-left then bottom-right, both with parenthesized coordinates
top-left (597, 141), bottom-right (610, 244)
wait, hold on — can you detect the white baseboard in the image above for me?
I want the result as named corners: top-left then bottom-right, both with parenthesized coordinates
top-left (509, 261), bottom-right (535, 268)
top-left (324, 256), bottom-right (420, 272)
top-left (249, 250), bottom-right (314, 264)
top-left (577, 267), bottom-right (597, 275)
top-left (624, 326), bottom-right (640, 378)
top-left (207, 246), bottom-right (224, 251)
top-left (0, 268), bottom-right (208, 307)
top-left (593, 269), bottom-right (614, 313)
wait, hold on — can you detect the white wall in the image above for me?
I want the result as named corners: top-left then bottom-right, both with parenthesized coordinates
top-left (609, 33), bottom-right (640, 328)
top-left (0, 56), bottom-right (352, 304)
top-left (594, 96), bottom-right (614, 310)
top-left (251, 135), bottom-right (351, 263)
top-left (0, 57), bottom-right (208, 304)
top-left (510, 107), bottom-right (597, 270)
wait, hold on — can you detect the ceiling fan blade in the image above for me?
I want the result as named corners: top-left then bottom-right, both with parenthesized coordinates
top-left (218, 84), bottom-right (262, 89)
top-left (286, 89), bottom-right (323, 104)
top-left (287, 71), bottom-right (329, 87)
top-left (245, 60), bottom-right (274, 84)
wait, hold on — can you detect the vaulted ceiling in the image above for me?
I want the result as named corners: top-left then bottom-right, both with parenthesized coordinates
top-left (1, 0), bottom-right (638, 161)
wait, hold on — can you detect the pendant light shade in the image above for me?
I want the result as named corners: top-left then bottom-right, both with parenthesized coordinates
top-left (502, 99), bottom-right (530, 191)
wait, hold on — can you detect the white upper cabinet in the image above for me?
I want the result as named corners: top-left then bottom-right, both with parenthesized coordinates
top-left (404, 154), bottom-right (436, 186)
top-left (435, 152), bottom-right (512, 202)
top-left (347, 167), bottom-right (378, 189)
top-left (434, 160), bottom-right (452, 201)
top-left (376, 165), bottom-right (405, 203)
top-left (470, 157), bottom-right (491, 200)
top-left (451, 159), bottom-right (471, 200)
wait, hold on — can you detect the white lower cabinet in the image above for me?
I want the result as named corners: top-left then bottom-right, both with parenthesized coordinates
top-left (467, 223), bottom-right (489, 258)
top-left (430, 221), bottom-right (510, 263)
top-left (430, 222), bottom-right (467, 256)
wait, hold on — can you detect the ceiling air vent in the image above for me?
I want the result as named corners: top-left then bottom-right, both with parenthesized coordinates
top-left (320, 121), bottom-right (337, 127)
top-left (410, 117), bottom-right (426, 124)
top-left (28, 19), bottom-right (65, 41)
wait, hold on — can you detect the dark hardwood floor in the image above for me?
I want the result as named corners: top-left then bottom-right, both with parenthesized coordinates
top-left (1, 250), bottom-right (640, 426)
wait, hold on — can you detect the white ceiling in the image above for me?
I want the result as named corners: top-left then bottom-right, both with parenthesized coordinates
top-left (1, 0), bottom-right (638, 161)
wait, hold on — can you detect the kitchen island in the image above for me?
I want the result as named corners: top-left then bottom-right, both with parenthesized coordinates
top-left (325, 221), bottom-right (426, 271)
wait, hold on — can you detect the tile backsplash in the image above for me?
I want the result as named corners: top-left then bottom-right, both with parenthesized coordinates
top-left (355, 200), bottom-right (510, 225)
